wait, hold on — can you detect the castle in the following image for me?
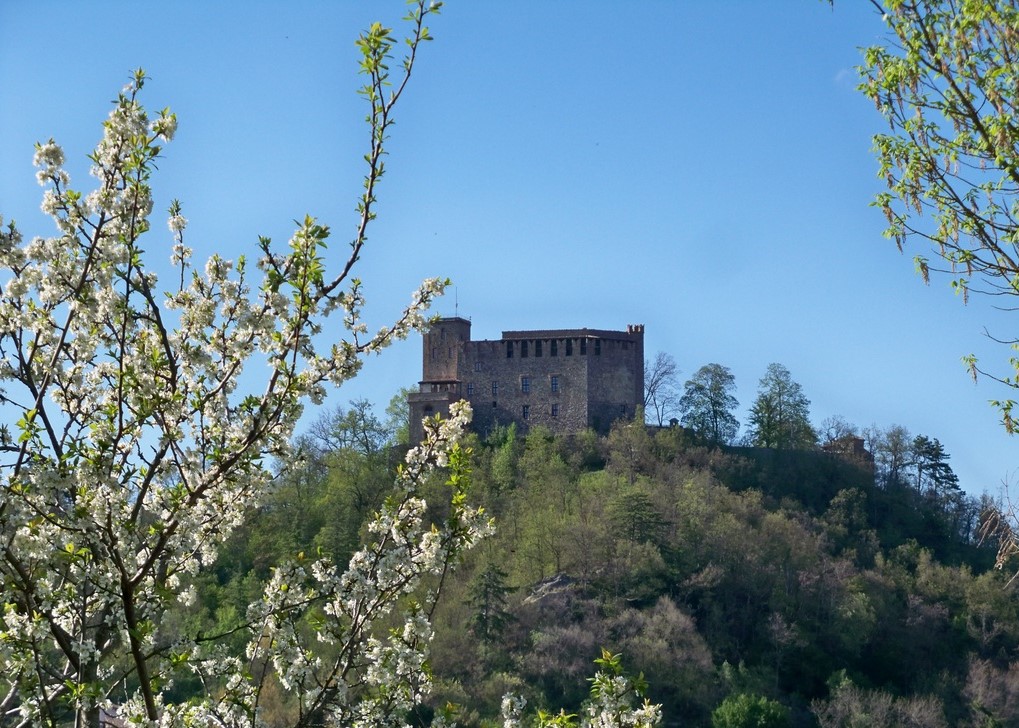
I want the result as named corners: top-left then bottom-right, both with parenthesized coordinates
top-left (408, 317), bottom-right (645, 442)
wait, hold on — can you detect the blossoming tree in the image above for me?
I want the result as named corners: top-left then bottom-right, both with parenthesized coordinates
top-left (0, 3), bottom-right (662, 726)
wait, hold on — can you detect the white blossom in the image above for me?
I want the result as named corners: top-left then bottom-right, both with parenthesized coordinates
top-left (167, 212), bottom-right (187, 233)
top-left (151, 111), bottom-right (178, 141)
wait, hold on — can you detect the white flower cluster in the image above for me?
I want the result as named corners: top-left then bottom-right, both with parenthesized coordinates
top-left (583, 672), bottom-right (662, 728)
top-left (33, 140), bottom-right (66, 187)
top-left (167, 212), bottom-right (187, 234)
top-left (502, 665), bottom-right (662, 728)
top-left (192, 400), bottom-right (492, 728)
top-left (0, 57), bottom-right (457, 726)
top-left (501, 694), bottom-right (528, 728)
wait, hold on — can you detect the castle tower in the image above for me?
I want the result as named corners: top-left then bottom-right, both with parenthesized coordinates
top-left (627, 323), bottom-right (645, 410)
top-left (421, 316), bottom-right (471, 382)
top-left (408, 317), bottom-right (471, 443)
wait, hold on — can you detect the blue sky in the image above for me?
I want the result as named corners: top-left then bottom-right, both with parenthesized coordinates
top-left (1, 2), bottom-right (1016, 496)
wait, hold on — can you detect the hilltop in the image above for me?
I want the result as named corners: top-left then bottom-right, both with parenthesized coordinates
top-left (195, 399), bottom-right (1013, 727)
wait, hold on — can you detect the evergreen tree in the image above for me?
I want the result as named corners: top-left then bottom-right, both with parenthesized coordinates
top-left (468, 562), bottom-right (516, 644)
top-left (911, 436), bottom-right (957, 493)
top-left (608, 488), bottom-right (667, 545)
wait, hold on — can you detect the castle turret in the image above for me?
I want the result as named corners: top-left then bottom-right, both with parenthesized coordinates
top-left (421, 317), bottom-right (471, 382)
top-left (408, 317), bottom-right (471, 443)
top-left (627, 323), bottom-right (645, 410)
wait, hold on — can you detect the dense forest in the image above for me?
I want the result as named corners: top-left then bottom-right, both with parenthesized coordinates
top-left (183, 392), bottom-right (1019, 727)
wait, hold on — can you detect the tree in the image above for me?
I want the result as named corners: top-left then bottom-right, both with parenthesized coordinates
top-left (858, 0), bottom-right (1019, 432)
top-left (812, 676), bottom-right (946, 728)
top-left (679, 363), bottom-right (740, 446)
top-left (385, 386), bottom-right (415, 446)
top-left (818, 415), bottom-right (858, 446)
top-left (711, 693), bottom-right (790, 728)
top-left (747, 363), bottom-right (816, 449)
top-left (607, 488), bottom-right (667, 546)
top-left (644, 352), bottom-right (681, 427)
top-left (863, 423), bottom-right (913, 489)
top-left (0, 5), bottom-right (463, 723)
top-left (467, 561), bottom-right (515, 645)
top-left (911, 434), bottom-right (961, 505)
top-left (507, 650), bottom-right (661, 728)
top-left (606, 417), bottom-right (656, 485)
top-left (307, 397), bottom-right (391, 458)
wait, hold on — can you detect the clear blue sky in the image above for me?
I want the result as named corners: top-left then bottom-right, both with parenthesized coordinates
top-left (1, 2), bottom-right (1015, 496)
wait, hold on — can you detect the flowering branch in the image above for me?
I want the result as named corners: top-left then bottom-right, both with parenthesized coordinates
top-left (0, 3), bottom-right (447, 725)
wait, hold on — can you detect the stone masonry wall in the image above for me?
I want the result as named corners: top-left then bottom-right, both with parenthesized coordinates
top-left (409, 319), bottom-right (644, 440)
top-left (462, 337), bottom-right (590, 436)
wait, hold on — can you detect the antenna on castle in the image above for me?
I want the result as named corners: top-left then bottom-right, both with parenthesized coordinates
top-left (454, 287), bottom-right (458, 317)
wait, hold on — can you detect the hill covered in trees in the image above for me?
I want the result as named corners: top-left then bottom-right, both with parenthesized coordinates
top-left (194, 395), bottom-right (1018, 727)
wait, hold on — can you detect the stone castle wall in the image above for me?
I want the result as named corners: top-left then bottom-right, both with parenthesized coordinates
top-left (409, 318), bottom-right (644, 441)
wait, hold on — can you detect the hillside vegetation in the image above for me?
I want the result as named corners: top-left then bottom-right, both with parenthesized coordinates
top-left (192, 399), bottom-right (1016, 727)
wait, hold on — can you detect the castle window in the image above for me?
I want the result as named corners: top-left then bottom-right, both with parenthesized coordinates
top-left (580, 339), bottom-right (587, 355)
top-left (522, 405), bottom-right (530, 420)
top-left (620, 404), bottom-right (626, 415)
top-left (550, 375), bottom-right (559, 393)
top-left (431, 347), bottom-right (437, 360)
top-left (467, 383), bottom-right (474, 396)
top-left (594, 339), bottom-right (601, 355)
top-left (551, 340), bottom-right (558, 356)
top-left (440, 329), bottom-right (446, 340)
top-left (493, 401), bottom-right (497, 408)
top-left (521, 341), bottom-right (529, 358)
top-left (492, 382), bottom-right (498, 396)
top-left (448, 347), bottom-right (453, 357)
top-left (551, 403), bottom-right (559, 417)
top-left (535, 340), bottom-right (542, 357)
top-left (474, 361), bottom-right (482, 372)
top-left (506, 342), bottom-right (513, 358)
top-left (521, 376), bottom-right (530, 393)
top-left (565, 339), bottom-right (573, 356)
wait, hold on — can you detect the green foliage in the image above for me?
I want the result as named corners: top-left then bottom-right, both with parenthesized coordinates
top-left (192, 394), bottom-right (1010, 725)
top-left (911, 434), bottom-right (960, 500)
top-left (488, 422), bottom-right (520, 493)
top-left (859, 0), bottom-right (1019, 432)
top-left (468, 561), bottom-right (515, 644)
top-left (747, 363), bottom-right (816, 449)
top-left (680, 363), bottom-right (740, 446)
top-left (607, 488), bottom-right (666, 545)
top-left (711, 693), bottom-right (790, 728)
top-left (605, 418), bottom-right (656, 484)
top-left (307, 397), bottom-right (393, 457)
top-left (384, 386), bottom-right (414, 446)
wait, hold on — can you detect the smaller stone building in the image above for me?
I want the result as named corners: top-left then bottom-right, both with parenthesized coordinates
top-left (821, 435), bottom-right (876, 472)
top-left (408, 317), bottom-right (644, 442)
